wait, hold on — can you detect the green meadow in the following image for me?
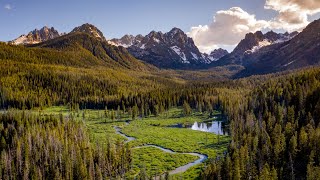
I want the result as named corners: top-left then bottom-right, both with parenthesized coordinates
top-left (37, 106), bottom-right (230, 179)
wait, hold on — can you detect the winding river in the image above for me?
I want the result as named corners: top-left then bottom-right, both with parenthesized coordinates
top-left (114, 125), bottom-right (208, 175)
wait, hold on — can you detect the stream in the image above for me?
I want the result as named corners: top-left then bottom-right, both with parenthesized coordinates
top-left (114, 125), bottom-right (208, 175)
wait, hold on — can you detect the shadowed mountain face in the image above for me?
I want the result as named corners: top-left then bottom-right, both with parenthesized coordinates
top-left (234, 19), bottom-right (320, 77)
top-left (214, 30), bottom-right (298, 67)
top-left (109, 28), bottom-right (228, 69)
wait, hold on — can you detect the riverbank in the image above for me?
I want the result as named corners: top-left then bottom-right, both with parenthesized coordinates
top-left (114, 126), bottom-right (208, 175)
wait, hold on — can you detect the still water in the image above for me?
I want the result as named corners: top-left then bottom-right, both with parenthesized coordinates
top-left (191, 121), bottom-right (228, 135)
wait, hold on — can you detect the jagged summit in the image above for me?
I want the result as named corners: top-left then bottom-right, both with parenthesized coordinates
top-left (216, 30), bottom-right (298, 66)
top-left (10, 23), bottom-right (107, 45)
top-left (109, 27), bottom-right (228, 68)
top-left (167, 27), bottom-right (185, 37)
top-left (71, 23), bottom-right (106, 41)
top-left (10, 26), bottom-right (60, 45)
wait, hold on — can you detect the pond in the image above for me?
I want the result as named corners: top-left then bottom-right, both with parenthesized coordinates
top-left (170, 120), bottom-right (229, 135)
top-left (191, 121), bottom-right (228, 135)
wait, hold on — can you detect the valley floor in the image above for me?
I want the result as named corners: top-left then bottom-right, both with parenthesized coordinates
top-left (37, 107), bottom-right (230, 179)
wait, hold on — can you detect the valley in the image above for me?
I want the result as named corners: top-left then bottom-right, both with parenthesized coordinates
top-left (1, 3), bottom-right (320, 179)
top-left (33, 106), bottom-right (229, 179)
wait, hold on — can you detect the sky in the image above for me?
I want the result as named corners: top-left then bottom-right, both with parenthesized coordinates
top-left (1, 0), bottom-right (320, 52)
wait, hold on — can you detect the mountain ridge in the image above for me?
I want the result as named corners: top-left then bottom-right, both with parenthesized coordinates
top-left (10, 26), bottom-right (61, 45)
top-left (109, 28), bottom-right (228, 68)
top-left (7, 20), bottom-right (320, 77)
top-left (214, 30), bottom-right (298, 66)
top-left (234, 19), bottom-right (320, 77)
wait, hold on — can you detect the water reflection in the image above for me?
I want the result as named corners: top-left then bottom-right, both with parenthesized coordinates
top-left (191, 121), bottom-right (228, 135)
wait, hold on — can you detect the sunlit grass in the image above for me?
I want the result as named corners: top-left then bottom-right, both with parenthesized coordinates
top-left (38, 106), bottom-right (230, 179)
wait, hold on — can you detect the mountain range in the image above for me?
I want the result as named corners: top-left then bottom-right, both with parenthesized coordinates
top-left (26, 24), bottom-right (155, 71)
top-left (109, 28), bottom-right (228, 68)
top-left (8, 18), bottom-right (320, 77)
top-left (234, 19), bottom-right (320, 77)
top-left (10, 26), bottom-right (61, 45)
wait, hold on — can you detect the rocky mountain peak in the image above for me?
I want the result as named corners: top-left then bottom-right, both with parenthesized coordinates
top-left (146, 31), bottom-right (164, 40)
top-left (264, 30), bottom-right (281, 41)
top-left (120, 35), bottom-right (135, 44)
top-left (210, 48), bottom-right (228, 57)
top-left (166, 27), bottom-right (189, 44)
top-left (217, 29), bottom-right (300, 66)
top-left (233, 30), bottom-right (298, 56)
top-left (71, 23), bottom-right (106, 41)
top-left (168, 27), bottom-right (184, 36)
top-left (10, 26), bottom-right (60, 45)
top-left (108, 27), bottom-right (229, 68)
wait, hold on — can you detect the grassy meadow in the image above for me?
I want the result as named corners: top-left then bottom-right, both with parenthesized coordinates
top-left (35, 106), bottom-right (230, 179)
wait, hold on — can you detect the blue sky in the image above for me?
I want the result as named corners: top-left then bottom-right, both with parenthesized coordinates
top-left (1, 0), bottom-right (320, 52)
top-left (0, 0), bottom-right (278, 40)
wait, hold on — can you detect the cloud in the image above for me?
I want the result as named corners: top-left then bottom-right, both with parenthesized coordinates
top-left (265, 0), bottom-right (320, 14)
top-left (188, 7), bottom-right (269, 53)
top-left (265, 0), bottom-right (320, 31)
top-left (189, 0), bottom-right (320, 53)
top-left (4, 4), bottom-right (12, 10)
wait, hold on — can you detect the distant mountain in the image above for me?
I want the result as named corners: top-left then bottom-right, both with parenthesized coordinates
top-left (30, 24), bottom-right (155, 71)
top-left (9, 24), bottom-right (228, 69)
top-left (109, 28), bottom-right (228, 68)
top-left (108, 34), bottom-right (144, 48)
top-left (235, 19), bottom-right (320, 77)
top-left (10, 26), bottom-right (60, 45)
top-left (215, 30), bottom-right (298, 66)
top-left (203, 48), bottom-right (229, 62)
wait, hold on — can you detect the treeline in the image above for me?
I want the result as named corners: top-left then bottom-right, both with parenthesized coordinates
top-left (0, 46), bottom-right (249, 117)
top-left (0, 42), bottom-right (105, 68)
top-left (0, 61), bottom-right (169, 110)
top-left (0, 42), bottom-right (247, 115)
top-left (0, 111), bottom-right (131, 179)
top-left (92, 80), bottom-right (250, 120)
top-left (201, 68), bottom-right (320, 179)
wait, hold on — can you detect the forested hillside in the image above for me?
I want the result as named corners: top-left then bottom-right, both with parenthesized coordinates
top-left (0, 41), bottom-right (240, 111)
top-left (202, 68), bottom-right (320, 179)
top-left (0, 111), bottom-right (131, 179)
top-left (32, 32), bottom-right (155, 70)
top-left (0, 42), bottom-right (179, 110)
top-left (1, 38), bottom-right (320, 179)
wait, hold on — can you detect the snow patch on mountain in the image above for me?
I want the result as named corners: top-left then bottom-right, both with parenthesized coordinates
top-left (244, 32), bottom-right (298, 55)
top-left (170, 46), bottom-right (189, 63)
top-left (246, 39), bottom-right (272, 54)
top-left (140, 44), bottom-right (146, 49)
top-left (283, 60), bottom-right (296, 67)
top-left (153, 37), bottom-right (160, 43)
top-left (191, 52), bottom-right (199, 60)
top-left (207, 56), bottom-right (218, 62)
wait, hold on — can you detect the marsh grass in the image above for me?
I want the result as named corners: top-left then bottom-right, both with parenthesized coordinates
top-left (37, 106), bottom-right (230, 179)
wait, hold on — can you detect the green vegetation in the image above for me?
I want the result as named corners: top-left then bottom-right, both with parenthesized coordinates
top-left (37, 107), bottom-right (229, 179)
top-left (0, 111), bottom-right (131, 179)
top-left (131, 146), bottom-right (198, 178)
top-left (202, 68), bottom-right (320, 179)
top-left (123, 118), bottom-right (229, 158)
top-left (172, 165), bottom-right (205, 180)
top-left (1, 39), bottom-right (320, 179)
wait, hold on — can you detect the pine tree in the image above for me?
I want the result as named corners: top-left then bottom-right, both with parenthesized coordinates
top-left (183, 101), bottom-right (192, 116)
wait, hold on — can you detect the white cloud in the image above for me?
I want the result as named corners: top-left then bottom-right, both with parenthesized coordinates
top-left (189, 0), bottom-right (320, 53)
top-left (188, 7), bottom-right (268, 53)
top-left (265, 0), bottom-right (320, 31)
top-left (4, 4), bottom-right (12, 10)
